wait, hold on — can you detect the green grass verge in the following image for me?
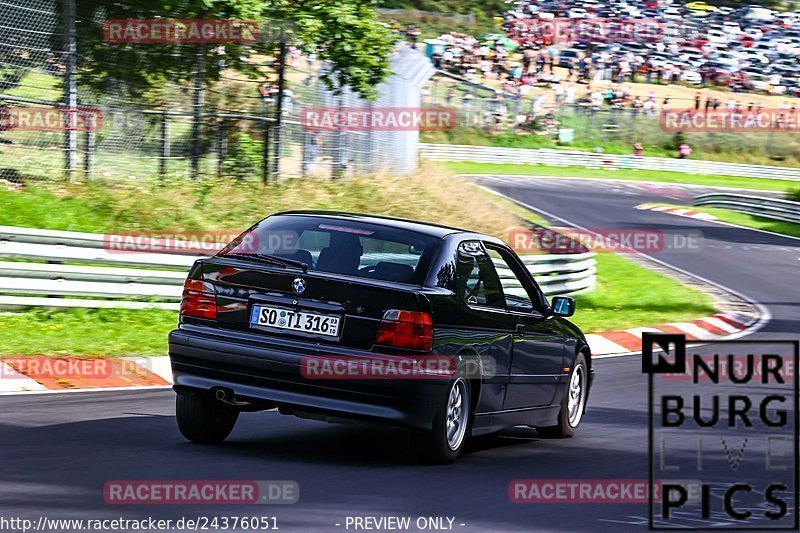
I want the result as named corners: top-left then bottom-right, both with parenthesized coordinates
top-left (657, 204), bottom-right (800, 239)
top-left (0, 308), bottom-right (176, 357)
top-left (3, 70), bottom-right (62, 101)
top-left (445, 162), bottom-right (800, 193)
top-left (572, 253), bottom-right (716, 333)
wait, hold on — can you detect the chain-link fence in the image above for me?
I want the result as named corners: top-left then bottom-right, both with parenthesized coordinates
top-left (422, 71), bottom-right (800, 164)
top-left (0, 0), bottom-right (423, 183)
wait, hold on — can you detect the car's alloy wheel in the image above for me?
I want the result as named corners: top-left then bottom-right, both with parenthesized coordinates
top-left (409, 375), bottom-right (472, 464)
top-left (537, 352), bottom-right (588, 438)
top-left (445, 378), bottom-right (468, 451)
top-left (567, 363), bottom-right (586, 428)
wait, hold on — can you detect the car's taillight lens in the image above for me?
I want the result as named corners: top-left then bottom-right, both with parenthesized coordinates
top-left (375, 310), bottom-right (433, 351)
top-left (180, 278), bottom-right (217, 320)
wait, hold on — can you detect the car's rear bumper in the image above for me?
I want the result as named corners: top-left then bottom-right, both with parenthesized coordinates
top-left (168, 327), bottom-right (449, 432)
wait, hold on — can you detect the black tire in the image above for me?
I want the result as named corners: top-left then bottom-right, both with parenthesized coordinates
top-left (537, 352), bottom-right (588, 438)
top-left (409, 377), bottom-right (471, 464)
top-left (176, 392), bottom-right (239, 444)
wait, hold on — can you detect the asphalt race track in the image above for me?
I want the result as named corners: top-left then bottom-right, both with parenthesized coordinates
top-left (1, 176), bottom-right (798, 532)
top-left (481, 175), bottom-right (799, 341)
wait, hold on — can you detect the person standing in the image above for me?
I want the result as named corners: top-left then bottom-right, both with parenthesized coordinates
top-left (303, 131), bottom-right (320, 176)
top-left (405, 25), bottom-right (420, 48)
top-left (568, 58), bottom-right (578, 81)
top-left (522, 49), bottom-right (532, 74)
top-left (679, 142), bottom-right (692, 159)
top-left (565, 84), bottom-right (576, 105)
top-left (554, 84), bottom-right (564, 107)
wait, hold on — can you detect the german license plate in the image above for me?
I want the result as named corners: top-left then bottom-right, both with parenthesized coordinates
top-left (250, 305), bottom-right (341, 337)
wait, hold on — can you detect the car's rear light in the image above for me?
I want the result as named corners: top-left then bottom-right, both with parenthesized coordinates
top-left (375, 309), bottom-right (433, 351)
top-left (180, 278), bottom-right (217, 320)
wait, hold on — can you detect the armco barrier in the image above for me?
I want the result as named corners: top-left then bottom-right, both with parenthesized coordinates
top-left (507, 253), bottom-right (596, 296)
top-left (420, 143), bottom-right (800, 181)
top-left (694, 193), bottom-right (800, 224)
top-left (0, 226), bottom-right (596, 309)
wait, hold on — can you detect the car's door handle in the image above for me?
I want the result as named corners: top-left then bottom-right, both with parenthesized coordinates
top-left (514, 323), bottom-right (526, 336)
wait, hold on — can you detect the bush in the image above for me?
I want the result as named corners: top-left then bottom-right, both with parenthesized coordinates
top-left (670, 131), bottom-right (686, 151)
top-left (224, 132), bottom-right (264, 179)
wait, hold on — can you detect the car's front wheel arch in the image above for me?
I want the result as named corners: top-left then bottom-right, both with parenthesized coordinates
top-left (577, 347), bottom-right (592, 416)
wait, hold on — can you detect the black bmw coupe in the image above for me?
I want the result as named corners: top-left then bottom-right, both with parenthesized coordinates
top-left (169, 212), bottom-right (593, 463)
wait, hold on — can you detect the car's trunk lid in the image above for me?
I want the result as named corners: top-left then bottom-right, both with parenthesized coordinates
top-left (202, 257), bottom-right (428, 350)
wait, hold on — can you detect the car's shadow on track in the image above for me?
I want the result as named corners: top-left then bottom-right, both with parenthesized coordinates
top-left (217, 414), bottom-right (549, 466)
top-left (2, 398), bottom-right (648, 471)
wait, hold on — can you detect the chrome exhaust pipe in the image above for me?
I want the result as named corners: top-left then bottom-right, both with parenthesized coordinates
top-left (213, 387), bottom-right (253, 408)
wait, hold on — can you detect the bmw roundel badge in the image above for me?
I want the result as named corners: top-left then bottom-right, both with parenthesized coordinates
top-left (292, 278), bottom-right (306, 295)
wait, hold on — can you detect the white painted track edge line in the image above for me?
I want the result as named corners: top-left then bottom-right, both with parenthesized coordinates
top-left (461, 173), bottom-right (791, 195)
top-left (0, 385), bottom-right (173, 396)
top-left (482, 186), bottom-right (771, 346)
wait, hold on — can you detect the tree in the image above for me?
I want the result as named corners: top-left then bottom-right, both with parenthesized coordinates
top-left (71, 0), bottom-right (395, 100)
top-left (1, 2), bottom-right (57, 93)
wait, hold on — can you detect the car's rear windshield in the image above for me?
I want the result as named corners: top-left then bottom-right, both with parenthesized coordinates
top-left (218, 215), bottom-right (441, 285)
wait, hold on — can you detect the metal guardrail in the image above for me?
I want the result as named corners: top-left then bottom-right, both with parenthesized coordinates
top-left (0, 227), bottom-right (596, 309)
top-left (507, 253), bottom-right (596, 296)
top-left (420, 143), bottom-right (800, 182)
top-left (694, 193), bottom-right (800, 225)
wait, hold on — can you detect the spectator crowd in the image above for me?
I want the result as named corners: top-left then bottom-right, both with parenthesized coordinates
top-left (419, 1), bottom-right (800, 120)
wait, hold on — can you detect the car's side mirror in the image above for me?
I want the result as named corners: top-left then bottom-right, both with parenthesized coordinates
top-left (551, 296), bottom-right (575, 317)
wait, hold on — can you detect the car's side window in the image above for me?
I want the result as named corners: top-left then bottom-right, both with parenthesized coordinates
top-left (486, 247), bottom-right (538, 313)
top-left (454, 241), bottom-right (505, 309)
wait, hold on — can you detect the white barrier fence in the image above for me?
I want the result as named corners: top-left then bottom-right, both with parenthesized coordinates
top-left (0, 226), bottom-right (596, 309)
top-left (420, 143), bottom-right (800, 181)
top-left (498, 252), bottom-right (596, 297)
top-left (694, 194), bottom-right (800, 224)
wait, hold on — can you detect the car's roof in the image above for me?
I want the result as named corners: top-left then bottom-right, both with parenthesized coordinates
top-left (272, 210), bottom-right (481, 239)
